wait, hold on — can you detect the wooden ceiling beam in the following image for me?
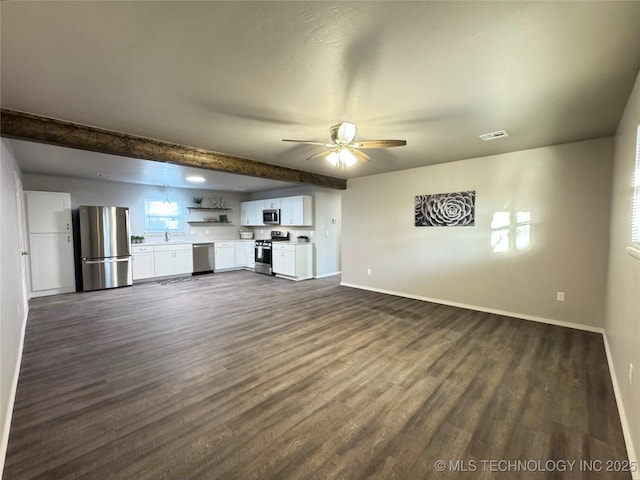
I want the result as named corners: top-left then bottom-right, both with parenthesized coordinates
top-left (0, 108), bottom-right (347, 190)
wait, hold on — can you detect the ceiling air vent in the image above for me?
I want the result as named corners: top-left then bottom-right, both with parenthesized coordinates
top-left (479, 130), bottom-right (509, 141)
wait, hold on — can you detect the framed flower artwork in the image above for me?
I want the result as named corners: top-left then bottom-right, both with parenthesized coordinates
top-left (415, 190), bottom-right (476, 227)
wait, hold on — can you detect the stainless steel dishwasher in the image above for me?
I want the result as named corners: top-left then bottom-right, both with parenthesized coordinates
top-left (192, 243), bottom-right (215, 274)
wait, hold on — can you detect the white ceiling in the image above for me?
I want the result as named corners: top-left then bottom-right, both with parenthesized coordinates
top-left (2, 1), bottom-right (640, 187)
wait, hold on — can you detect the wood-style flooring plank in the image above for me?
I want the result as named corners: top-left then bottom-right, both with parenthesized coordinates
top-left (3, 272), bottom-right (631, 479)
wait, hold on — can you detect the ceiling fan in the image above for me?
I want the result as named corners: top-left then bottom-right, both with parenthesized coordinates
top-left (282, 122), bottom-right (406, 168)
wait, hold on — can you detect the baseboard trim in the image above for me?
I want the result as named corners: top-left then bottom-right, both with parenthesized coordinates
top-left (603, 333), bottom-right (639, 480)
top-left (0, 308), bottom-right (28, 475)
top-left (315, 271), bottom-right (341, 279)
top-left (339, 282), bottom-right (605, 334)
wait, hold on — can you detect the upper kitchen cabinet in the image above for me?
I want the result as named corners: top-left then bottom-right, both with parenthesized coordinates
top-left (24, 190), bottom-right (72, 233)
top-left (280, 195), bottom-right (313, 226)
top-left (241, 195), bottom-right (313, 227)
top-left (263, 198), bottom-right (281, 210)
top-left (240, 200), bottom-right (264, 226)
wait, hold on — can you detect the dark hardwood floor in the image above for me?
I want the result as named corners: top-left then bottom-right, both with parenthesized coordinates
top-left (4, 272), bottom-right (631, 479)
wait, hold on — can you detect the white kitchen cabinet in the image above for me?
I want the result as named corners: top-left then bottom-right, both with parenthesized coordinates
top-left (240, 200), bottom-right (265, 226)
top-left (235, 241), bottom-right (248, 267)
top-left (235, 240), bottom-right (255, 269)
top-left (240, 201), bottom-right (255, 226)
top-left (24, 191), bottom-right (75, 297)
top-left (272, 243), bottom-right (313, 280)
top-left (153, 244), bottom-right (193, 277)
top-left (263, 198), bottom-right (281, 210)
top-left (174, 249), bottom-right (193, 274)
top-left (214, 241), bottom-right (236, 271)
top-left (280, 195), bottom-right (313, 226)
top-left (131, 245), bottom-right (155, 280)
top-left (246, 241), bottom-right (255, 269)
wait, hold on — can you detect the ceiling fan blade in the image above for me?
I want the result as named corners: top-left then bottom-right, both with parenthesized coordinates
top-left (282, 139), bottom-right (328, 146)
top-left (349, 148), bottom-right (371, 163)
top-left (352, 139), bottom-right (407, 148)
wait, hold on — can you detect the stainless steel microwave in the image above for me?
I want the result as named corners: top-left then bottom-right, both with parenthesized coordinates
top-left (263, 209), bottom-right (280, 224)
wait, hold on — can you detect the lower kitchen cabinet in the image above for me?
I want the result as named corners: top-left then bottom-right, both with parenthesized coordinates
top-left (214, 241), bottom-right (236, 271)
top-left (131, 245), bottom-right (155, 280)
top-left (153, 244), bottom-right (193, 277)
top-left (272, 243), bottom-right (313, 280)
top-left (235, 240), bottom-right (255, 269)
top-left (246, 241), bottom-right (255, 269)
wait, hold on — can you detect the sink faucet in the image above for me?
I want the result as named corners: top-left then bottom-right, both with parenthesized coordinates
top-left (165, 227), bottom-right (170, 242)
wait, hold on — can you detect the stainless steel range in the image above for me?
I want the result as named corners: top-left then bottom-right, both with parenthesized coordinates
top-left (255, 230), bottom-right (290, 275)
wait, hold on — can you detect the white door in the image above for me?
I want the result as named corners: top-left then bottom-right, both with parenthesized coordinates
top-left (24, 191), bottom-right (71, 233)
top-left (29, 233), bottom-right (75, 294)
top-left (15, 173), bottom-right (30, 307)
top-left (25, 191), bottom-right (75, 297)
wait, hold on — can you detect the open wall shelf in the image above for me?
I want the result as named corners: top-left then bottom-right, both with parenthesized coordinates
top-left (187, 221), bottom-right (234, 226)
top-left (188, 207), bottom-right (232, 212)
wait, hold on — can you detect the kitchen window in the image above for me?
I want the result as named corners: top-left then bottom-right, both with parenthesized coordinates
top-left (145, 199), bottom-right (182, 232)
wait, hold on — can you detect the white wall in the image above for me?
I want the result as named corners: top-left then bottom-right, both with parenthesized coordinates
top-left (0, 139), bottom-right (28, 472)
top-left (342, 137), bottom-right (613, 329)
top-left (22, 174), bottom-right (250, 243)
top-left (606, 69), bottom-right (640, 472)
top-left (251, 185), bottom-right (342, 277)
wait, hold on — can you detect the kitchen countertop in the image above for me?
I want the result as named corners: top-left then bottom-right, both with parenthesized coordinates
top-left (133, 238), bottom-right (256, 246)
top-left (132, 239), bottom-right (313, 246)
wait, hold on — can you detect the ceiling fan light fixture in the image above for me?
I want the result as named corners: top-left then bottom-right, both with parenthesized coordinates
top-left (339, 147), bottom-right (357, 167)
top-left (337, 122), bottom-right (357, 143)
top-left (326, 151), bottom-right (340, 166)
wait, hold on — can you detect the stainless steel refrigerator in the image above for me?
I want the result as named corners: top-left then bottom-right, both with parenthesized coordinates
top-left (78, 206), bottom-right (132, 291)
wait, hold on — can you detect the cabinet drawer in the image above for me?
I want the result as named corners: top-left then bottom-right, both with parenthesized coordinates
top-left (131, 245), bottom-right (153, 254)
top-left (215, 241), bottom-right (236, 248)
top-left (273, 244), bottom-right (295, 252)
top-left (154, 243), bottom-right (192, 252)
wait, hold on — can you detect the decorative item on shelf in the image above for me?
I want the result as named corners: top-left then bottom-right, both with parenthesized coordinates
top-left (209, 196), bottom-right (227, 209)
top-left (192, 196), bottom-right (203, 208)
top-left (219, 214), bottom-right (228, 223)
top-left (204, 217), bottom-right (217, 222)
top-left (131, 235), bottom-right (145, 244)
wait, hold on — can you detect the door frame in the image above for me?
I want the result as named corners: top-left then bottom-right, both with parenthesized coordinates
top-left (14, 172), bottom-right (31, 305)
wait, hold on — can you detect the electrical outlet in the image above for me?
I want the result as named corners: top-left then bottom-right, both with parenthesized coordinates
top-left (556, 291), bottom-right (565, 302)
top-left (367, 268), bottom-right (372, 276)
top-left (629, 363), bottom-right (634, 385)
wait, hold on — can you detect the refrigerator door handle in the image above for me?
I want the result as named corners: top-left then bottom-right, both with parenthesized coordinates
top-left (84, 257), bottom-right (131, 264)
